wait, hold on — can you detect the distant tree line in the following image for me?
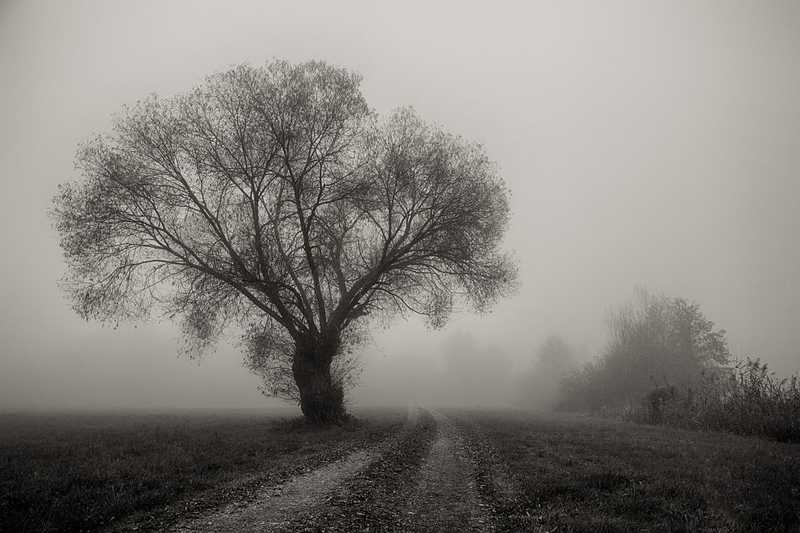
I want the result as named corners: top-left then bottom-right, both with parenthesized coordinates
top-left (523, 289), bottom-right (800, 442)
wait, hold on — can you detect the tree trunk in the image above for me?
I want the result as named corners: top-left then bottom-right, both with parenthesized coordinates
top-left (292, 339), bottom-right (347, 424)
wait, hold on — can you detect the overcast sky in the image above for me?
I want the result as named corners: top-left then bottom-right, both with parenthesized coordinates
top-left (1, 0), bottom-right (798, 410)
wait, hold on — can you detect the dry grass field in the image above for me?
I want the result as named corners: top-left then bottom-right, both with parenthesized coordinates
top-left (1, 407), bottom-right (798, 532)
top-left (453, 409), bottom-right (800, 532)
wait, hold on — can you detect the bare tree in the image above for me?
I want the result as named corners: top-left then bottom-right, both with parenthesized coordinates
top-left (52, 61), bottom-right (516, 423)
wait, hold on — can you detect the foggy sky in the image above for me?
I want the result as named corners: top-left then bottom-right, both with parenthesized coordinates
top-left (1, 0), bottom-right (798, 410)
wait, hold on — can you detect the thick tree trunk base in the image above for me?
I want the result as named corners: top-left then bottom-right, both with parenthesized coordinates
top-left (299, 389), bottom-right (348, 425)
top-left (293, 341), bottom-right (348, 425)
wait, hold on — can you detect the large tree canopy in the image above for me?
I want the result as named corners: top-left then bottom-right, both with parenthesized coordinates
top-left (53, 60), bottom-right (516, 422)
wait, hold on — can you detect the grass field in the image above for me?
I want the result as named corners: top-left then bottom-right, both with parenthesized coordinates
top-left (0, 408), bottom-right (405, 533)
top-left (457, 409), bottom-right (800, 532)
top-left (2, 407), bottom-right (798, 532)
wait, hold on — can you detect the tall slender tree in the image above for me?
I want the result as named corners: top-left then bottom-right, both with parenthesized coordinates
top-left (52, 61), bottom-right (516, 423)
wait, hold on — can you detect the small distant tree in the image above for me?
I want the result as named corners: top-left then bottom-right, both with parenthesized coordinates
top-left (518, 335), bottom-right (576, 410)
top-left (52, 61), bottom-right (516, 424)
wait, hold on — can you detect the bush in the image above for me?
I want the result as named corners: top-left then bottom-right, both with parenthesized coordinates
top-left (627, 358), bottom-right (800, 442)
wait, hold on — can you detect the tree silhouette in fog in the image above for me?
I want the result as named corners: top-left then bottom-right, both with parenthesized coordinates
top-left (518, 335), bottom-right (576, 410)
top-left (560, 289), bottom-right (730, 411)
top-left (52, 61), bottom-right (516, 423)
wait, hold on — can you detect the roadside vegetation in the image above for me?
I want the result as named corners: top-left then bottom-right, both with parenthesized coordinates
top-left (553, 288), bottom-right (800, 442)
top-left (0, 409), bottom-right (404, 533)
top-left (625, 357), bottom-right (800, 442)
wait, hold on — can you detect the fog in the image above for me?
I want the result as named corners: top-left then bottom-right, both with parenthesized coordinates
top-left (1, 0), bottom-right (798, 411)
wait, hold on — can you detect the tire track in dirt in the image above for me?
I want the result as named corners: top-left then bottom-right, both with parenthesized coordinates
top-left (165, 408), bottom-right (420, 533)
top-left (285, 407), bottom-right (502, 532)
top-left (283, 406), bottom-right (437, 532)
top-left (451, 412), bottom-right (540, 532)
top-left (400, 409), bottom-right (496, 533)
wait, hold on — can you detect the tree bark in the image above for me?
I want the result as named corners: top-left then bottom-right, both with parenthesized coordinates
top-left (292, 338), bottom-right (347, 424)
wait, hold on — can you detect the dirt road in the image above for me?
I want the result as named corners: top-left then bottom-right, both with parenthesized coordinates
top-left (399, 410), bottom-right (495, 532)
top-left (163, 407), bottom-right (504, 532)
